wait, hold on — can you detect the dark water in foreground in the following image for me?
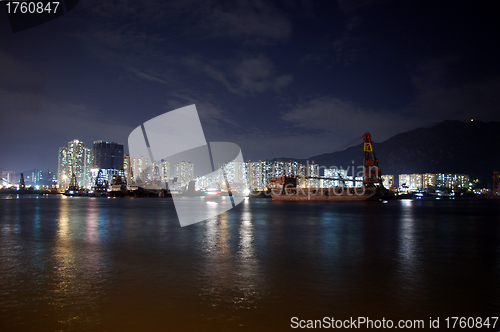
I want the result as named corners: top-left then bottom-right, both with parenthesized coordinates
top-left (1, 195), bottom-right (499, 331)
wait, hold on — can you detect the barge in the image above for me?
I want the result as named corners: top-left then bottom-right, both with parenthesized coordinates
top-left (271, 132), bottom-right (385, 201)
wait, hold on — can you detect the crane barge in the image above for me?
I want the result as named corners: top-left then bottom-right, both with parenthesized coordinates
top-left (271, 132), bottom-right (385, 201)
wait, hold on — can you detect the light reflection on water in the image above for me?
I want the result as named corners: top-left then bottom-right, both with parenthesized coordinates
top-left (0, 195), bottom-right (499, 331)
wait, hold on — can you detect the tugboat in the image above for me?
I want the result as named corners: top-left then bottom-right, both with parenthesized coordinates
top-left (108, 170), bottom-right (127, 197)
top-left (64, 173), bottom-right (85, 196)
top-left (271, 132), bottom-right (385, 201)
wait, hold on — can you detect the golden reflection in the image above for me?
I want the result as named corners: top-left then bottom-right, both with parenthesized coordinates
top-left (50, 198), bottom-right (105, 329)
top-left (214, 212), bottom-right (230, 256)
top-left (57, 198), bottom-right (70, 243)
top-left (203, 201), bottom-right (230, 257)
top-left (397, 200), bottom-right (423, 294)
top-left (85, 199), bottom-right (99, 244)
top-left (239, 212), bottom-right (254, 259)
top-left (200, 200), bottom-right (265, 312)
top-left (234, 201), bottom-right (265, 310)
top-left (399, 201), bottom-right (416, 264)
top-left (52, 197), bottom-right (78, 319)
top-left (199, 212), bottom-right (233, 310)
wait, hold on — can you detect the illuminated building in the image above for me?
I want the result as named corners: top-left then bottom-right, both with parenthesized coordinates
top-left (216, 161), bottom-right (247, 192)
top-left (195, 175), bottom-right (215, 190)
top-left (307, 163), bottom-right (319, 187)
top-left (423, 173), bottom-right (436, 188)
top-left (93, 141), bottom-right (124, 169)
top-left (399, 173), bottom-right (470, 192)
top-left (399, 174), bottom-right (411, 190)
top-left (24, 170), bottom-right (43, 185)
top-left (246, 160), bottom-right (318, 190)
top-left (323, 168), bottom-right (345, 187)
top-left (160, 160), bottom-right (170, 184)
top-left (150, 161), bottom-right (161, 183)
top-left (129, 155), bottom-right (150, 184)
top-left (145, 160), bottom-right (170, 189)
top-left (124, 154), bottom-right (131, 183)
top-left (175, 161), bottom-right (194, 187)
top-left (57, 139), bottom-right (93, 189)
top-left (410, 174), bottom-right (423, 190)
top-left (290, 162), bottom-right (306, 187)
top-left (91, 141), bottom-right (124, 186)
top-left (0, 169), bottom-right (15, 187)
top-left (381, 174), bottom-right (394, 189)
top-left (398, 173), bottom-right (422, 190)
top-left (247, 160), bottom-right (273, 190)
top-left (435, 173), bottom-right (470, 191)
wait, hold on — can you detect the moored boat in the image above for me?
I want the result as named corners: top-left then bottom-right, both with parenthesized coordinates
top-left (271, 132), bottom-right (385, 202)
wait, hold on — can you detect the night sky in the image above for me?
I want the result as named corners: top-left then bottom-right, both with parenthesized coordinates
top-left (1, 0), bottom-right (499, 172)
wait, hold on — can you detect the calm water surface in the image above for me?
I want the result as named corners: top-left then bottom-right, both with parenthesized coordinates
top-left (1, 195), bottom-right (499, 331)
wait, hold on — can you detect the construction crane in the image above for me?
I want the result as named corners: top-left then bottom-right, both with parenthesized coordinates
top-left (270, 132), bottom-right (383, 189)
top-left (362, 132), bottom-right (382, 187)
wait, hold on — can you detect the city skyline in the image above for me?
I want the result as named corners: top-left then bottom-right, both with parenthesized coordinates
top-left (1, 2), bottom-right (500, 329)
top-left (1, 1), bottom-right (500, 173)
top-left (0, 135), bottom-right (476, 195)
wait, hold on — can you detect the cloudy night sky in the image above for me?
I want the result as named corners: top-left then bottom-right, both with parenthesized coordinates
top-left (1, 0), bottom-right (499, 173)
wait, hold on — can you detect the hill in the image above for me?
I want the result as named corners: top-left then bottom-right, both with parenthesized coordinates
top-left (274, 120), bottom-right (500, 183)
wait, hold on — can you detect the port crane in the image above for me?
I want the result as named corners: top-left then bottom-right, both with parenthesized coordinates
top-left (270, 132), bottom-right (383, 188)
top-left (362, 132), bottom-right (382, 187)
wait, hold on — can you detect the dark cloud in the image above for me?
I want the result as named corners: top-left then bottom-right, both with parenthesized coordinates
top-left (282, 96), bottom-right (413, 143)
top-left (1, 0), bottom-right (499, 171)
top-left (0, 52), bottom-right (45, 113)
top-left (408, 57), bottom-right (500, 123)
top-left (184, 54), bottom-right (293, 95)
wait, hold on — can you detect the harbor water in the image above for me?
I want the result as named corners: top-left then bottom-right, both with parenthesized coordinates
top-left (1, 195), bottom-right (499, 331)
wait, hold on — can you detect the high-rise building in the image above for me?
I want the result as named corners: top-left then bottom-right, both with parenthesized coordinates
top-left (398, 173), bottom-right (423, 190)
top-left (175, 161), bottom-right (194, 187)
top-left (307, 163), bottom-right (320, 187)
top-left (399, 174), bottom-right (411, 190)
top-left (146, 160), bottom-right (170, 189)
top-left (22, 169), bottom-right (45, 185)
top-left (246, 160), bottom-right (310, 190)
top-left (216, 161), bottom-right (247, 192)
top-left (57, 139), bottom-right (92, 189)
top-left (423, 173), bottom-right (436, 188)
top-left (92, 141), bottom-right (124, 169)
top-left (129, 155), bottom-right (150, 184)
top-left (399, 173), bottom-right (470, 192)
top-left (247, 160), bottom-right (274, 190)
top-left (90, 141), bottom-right (124, 186)
top-left (123, 154), bottom-right (131, 183)
top-left (160, 160), bottom-right (170, 183)
top-left (0, 169), bottom-right (15, 187)
top-left (381, 174), bottom-right (394, 189)
top-left (322, 168), bottom-right (356, 187)
top-left (435, 173), bottom-right (470, 191)
top-left (410, 174), bottom-right (423, 190)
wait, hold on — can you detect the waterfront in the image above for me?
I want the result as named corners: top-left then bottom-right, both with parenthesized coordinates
top-left (1, 195), bottom-right (499, 331)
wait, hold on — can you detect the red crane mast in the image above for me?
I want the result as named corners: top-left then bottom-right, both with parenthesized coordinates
top-left (362, 132), bottom-right (382, 187)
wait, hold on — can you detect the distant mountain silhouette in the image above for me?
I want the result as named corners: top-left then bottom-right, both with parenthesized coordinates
top-left (274, 120), bottom-right (500, 183)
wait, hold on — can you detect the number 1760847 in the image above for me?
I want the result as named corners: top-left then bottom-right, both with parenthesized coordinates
top-left (5, 2), bottom-right (60, 14)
